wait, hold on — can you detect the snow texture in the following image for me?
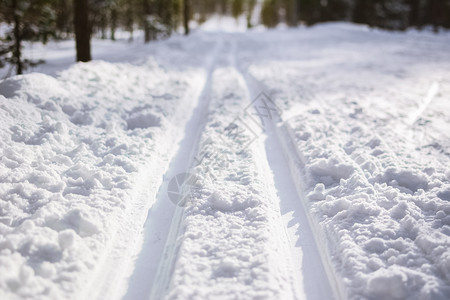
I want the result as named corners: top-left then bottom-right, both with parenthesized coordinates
top-left (0, 39), bottom-right (210, 298)
top-left (245, 23), bottom-right (450, 299)
top-left (1, 22), bottom-right (450, 300)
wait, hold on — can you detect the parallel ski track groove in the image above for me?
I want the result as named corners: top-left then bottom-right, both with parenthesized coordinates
top-left (148, 39), bottom-right (225, 300)
top-left (238, 66), bottom-right (345, 300)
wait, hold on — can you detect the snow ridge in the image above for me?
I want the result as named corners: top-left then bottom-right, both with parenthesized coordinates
top-left (0, 59), bottom-right (204, 299)
top-left (280, 105), bottom-right (450, 299)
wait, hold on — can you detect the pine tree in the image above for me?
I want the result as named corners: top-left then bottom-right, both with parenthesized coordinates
top-left (122, 0), bottom-right (136, 40)
top-left (283, 0), bottom-right (299, 26)
top-left (0, 0), bottom-right (55, 75)
top-left (427, 0), bottom-right (448, 32)
top-left (320, 0), bottom-right (352, 22)
top-left (246, 0), bottom-right (257, 28)
top-left (298, 0), bottom-right (321, 25)
top-left (232, 0), bottom-right (244, 19)
top-left (56, 0), bottom-right (72, 38)
top-left (261, 0), bottom-right (279, 27)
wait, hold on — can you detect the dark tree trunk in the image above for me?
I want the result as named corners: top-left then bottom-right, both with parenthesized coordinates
top-left (110, 7), bottom-right (117, 41)
top-left (429, 0), bottom-right (445, 33)
top-left (12, 0), bottom-right (23, 75)
top-left (183, 0), bottom-right (190, 35)
top-left (287, 0), bottom-right (298, 27)
top-left (100, 12), bottom-right (107, 39)
top-left (352, 0), bottom-right (373, 27)
top-left (73, 0), bottom-right (92, 62)
top-left (408, 0), bottom-right (421, 29)
top-left (143, 0), bottom-right (151, 43)
top-left (56, 0), bottom-right (69, 37)
top-left (125, 3), bottom-right (134, 41)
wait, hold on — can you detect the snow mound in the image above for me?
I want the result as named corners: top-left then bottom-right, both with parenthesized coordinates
top-left (247, 28), bottom-right (450, 297)
top-left (0, 57), bottom-right (204, 299)
top-left (283, 106), bottom-right (450, 299)
top-left (0, 73), bottom-right (69, 105)
top-left (126, 111), bottom-right (161, 130)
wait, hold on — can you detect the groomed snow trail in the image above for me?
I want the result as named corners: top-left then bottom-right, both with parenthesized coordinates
top-left (2, 24), bottom-right (449, 300)
top-left (239, 73), bottom-right (340, 299)
top-left (138, 35), bottom-right (336, 300)
top-left (122, 40), bottom-right (223, 300)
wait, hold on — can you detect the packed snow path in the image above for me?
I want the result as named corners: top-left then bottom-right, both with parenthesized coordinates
top-left (1, 23), bottom-right (450, 300)
top-left (125, 37), bottom-right (338, 300)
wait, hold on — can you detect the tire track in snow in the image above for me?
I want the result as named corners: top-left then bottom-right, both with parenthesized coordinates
top-left (122, 39), bottom-right (224, 300)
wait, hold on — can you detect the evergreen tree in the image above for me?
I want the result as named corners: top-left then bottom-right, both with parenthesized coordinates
top-left (407, 0), bottom-right (421, 29)
top-left (0, 0), bottom-right (56, 75)
top-left (246, 0), bottom-right (257, 28)
top-left (261, 0), bottom-right (279, 27)
top-left (121, 0), bottom-right (136, 40)
top-left (283, 0), bottom-right (299, 26)
top-left (426, 0), bottom-right (448, 32)
top-left (320, 0), bottom-right (352, 22)
top-left (232, 0), bottom-right (244, 19)
top-left (56, 0), bottom-right (72, 38)
top-left (298, 0), bottom-right (321, 25)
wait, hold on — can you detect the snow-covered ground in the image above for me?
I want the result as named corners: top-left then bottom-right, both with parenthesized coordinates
top-left (1, 22), bottom-right (449, 299)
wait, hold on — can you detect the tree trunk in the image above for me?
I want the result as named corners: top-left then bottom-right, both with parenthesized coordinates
top-left (100, 13), bottom-right (107, 39)
top-left (408, 0), bottom-right (421, 29)
top-left (110, 7), bottom-right (117, 41)
top-left (183, 0), bottom-right (190, 35)
top-left (287, 0), bottom-right (298, 26)
top-left (12, 0), bottom-right (23, 75)
top-left (73, 0), bottom-right (92, 62)
top-left (125, 2), bottom-right (134, 41)
top-left (56, 0), bottom-right (69, 37)
top-left (143, 0), bottom-right (151, 43)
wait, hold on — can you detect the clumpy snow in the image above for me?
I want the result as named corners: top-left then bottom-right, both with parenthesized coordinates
top-left (156, 66), bottom-right (310, 299)
top-left (1, 23), bottom-right (450, 300)
top-left (0, 36), bottom-right (213, 299)
top-left (245, 24), bottom-right (450, 299)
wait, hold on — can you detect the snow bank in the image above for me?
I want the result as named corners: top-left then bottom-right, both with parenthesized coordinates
top-left (283, 108), bottom-right (450, 299)
top-left (244, 24), bottom-right (450, 299)
top-left (0, 58), bottom-right (205, 299)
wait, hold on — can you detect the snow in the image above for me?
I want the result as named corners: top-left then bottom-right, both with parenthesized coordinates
top-left (0, 36), bottom-right (212, 299)
top-left (244, 24), bottom-right (450, 299)
top-left (1, 22), bottom-right (450, 299)
top-left (153, 65), bottom-right (321, 299)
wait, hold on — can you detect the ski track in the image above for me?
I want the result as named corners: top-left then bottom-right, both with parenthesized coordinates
top-left (240, 76), bottom-right (338, 299)
top-left (133, 35), bottom-right (337, 300)
top-left (2, 24), bottom-right (450, 300)
top-left (122, 39), bottom-right (223, 300)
